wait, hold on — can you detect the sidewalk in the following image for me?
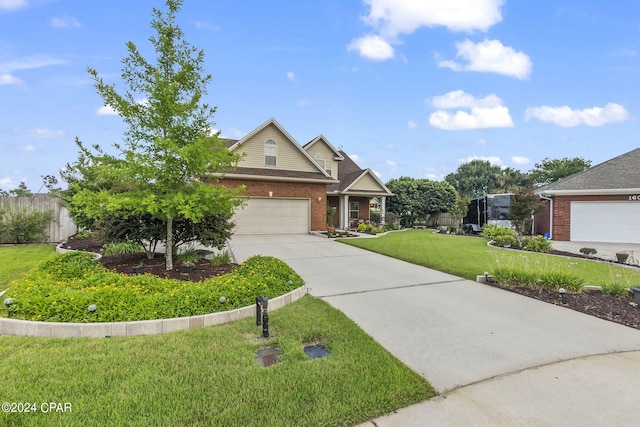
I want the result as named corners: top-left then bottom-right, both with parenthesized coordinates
top-left (551, 240), bottom-right (640, 262)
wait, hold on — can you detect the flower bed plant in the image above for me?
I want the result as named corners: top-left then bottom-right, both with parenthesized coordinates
top-left (3, 251), bottom-right (303, 322)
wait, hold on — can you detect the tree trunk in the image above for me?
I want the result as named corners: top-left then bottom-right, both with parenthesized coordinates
top-left (166, 216), bottom-right (173, 270)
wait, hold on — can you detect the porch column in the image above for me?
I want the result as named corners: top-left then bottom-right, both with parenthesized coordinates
top-left (341, 195), bottom-right (349, 229)
top-left (380, 196), bottom-right (386, 225)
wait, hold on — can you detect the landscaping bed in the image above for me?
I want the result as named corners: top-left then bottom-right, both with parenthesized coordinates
top-left (490, 283), bottom-right (639, 330)
top-left (63, 235), bottom-right (236, 282)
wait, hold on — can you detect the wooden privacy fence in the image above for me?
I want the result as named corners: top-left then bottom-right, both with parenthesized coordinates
top-left (0, 195), bottom-right (77, 243)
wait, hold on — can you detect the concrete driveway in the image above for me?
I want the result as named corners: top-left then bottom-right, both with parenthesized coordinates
top-left (229, 234), bottom-right (640, 426)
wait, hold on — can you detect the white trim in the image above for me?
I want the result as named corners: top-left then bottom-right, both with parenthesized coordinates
top-left (222, 173), bottom-right (338, 184)
top-left (538, 188), bottom-right (640, 196)
top-left (228, 118), bottom-right (333, 178)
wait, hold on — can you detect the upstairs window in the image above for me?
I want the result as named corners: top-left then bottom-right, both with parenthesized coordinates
top-left (264, 139), bottom-right (277, 166)
top-left (315, 153), bottom-right (332, 176)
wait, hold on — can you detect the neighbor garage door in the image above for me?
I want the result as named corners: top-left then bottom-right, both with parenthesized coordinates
top-left (571, 201), bottom-right (640, 243)
top-left (233, 198), bottom-right (310, 235)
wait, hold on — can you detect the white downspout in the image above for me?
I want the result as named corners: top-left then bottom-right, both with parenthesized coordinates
top-left (539, 195), bottom-right (553, 239)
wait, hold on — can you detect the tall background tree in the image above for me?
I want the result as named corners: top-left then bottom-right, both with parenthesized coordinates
top-left (65, 0), bottom-right (243, 270)
top-left (509, 187), bottom-right (546, 239)
top-left (530, 157), bottom-right (591, 187)
top-left (445, 160), bottom-right (503, 198)
top-left (386, 177), bottom-right (457, 227)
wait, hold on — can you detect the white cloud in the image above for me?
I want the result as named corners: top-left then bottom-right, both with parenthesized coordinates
top-left (438, 39), bottom-right (532, 80)
top-left (459, 155), bottom-right (503, 166)
top-left (51, 15), bottom-right (82, 29)
top-left (21, 128), bottom-right (66, 139)
top-left (363, 0), bottom-right (503, 37)
top-left (350, 0), bottom-right (504, 61)
top-left (347, 35), bottom-right (395, 60)
top-left (286, 71), bottom-right (295, 81)
top-left (430, 90), bottom-right (502, 109)
top-left (525, 103), bottom-right (631, 127)
top-left (0, 73), bottom-right (22, 85)
top-left (0, 55), bottom-right (67, 73)
top-left (18, 144), bottom-right (36, 152)
top-left (429, 90), bottom-right (514, 130)
top-left (296, 98), bottom-right (312, 107)
top-left (407, 120), bottom-right (417, 129)
top-left (96, 105), bottom-right (118, 116)
top-left (386, 160), bottom-right (396, 167)
top-left (349, 153), bottom-right (359, 162)
top-left (194, 21), bottom-right (218, 30)
top-left (373, 170), bottom-right (382, 178)
top-left (511, 156), bottom-right (530, 164)
top-left (0, 0), bottom-right (27, 11)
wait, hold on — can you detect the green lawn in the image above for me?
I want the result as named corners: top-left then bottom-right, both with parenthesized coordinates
top-left (339, 229), bottom-right (640, 288)
top-left (0, 245), bottom-right (434, 427)
top-left (0, 245), bottom-right (57, 289)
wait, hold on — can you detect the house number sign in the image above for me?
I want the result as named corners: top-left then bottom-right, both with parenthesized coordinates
top-left (628, 195), bottom-right (640, 200)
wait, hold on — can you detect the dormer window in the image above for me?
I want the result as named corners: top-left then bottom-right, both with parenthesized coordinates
top-left (264, 139), bottom-right (277, 166)
top-left (314, 153), bottom-right (332, 176)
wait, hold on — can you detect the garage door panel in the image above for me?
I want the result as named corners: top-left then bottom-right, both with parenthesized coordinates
top-left (233, 198), bottom-right (310, 235)
top-left (571, 201), bottom-right (640, 243)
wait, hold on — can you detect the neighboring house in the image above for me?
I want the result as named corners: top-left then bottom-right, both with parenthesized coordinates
top-left (536, 147), bottom-right (640, 243)
top-left (218, 118), bottom-right (393, 235)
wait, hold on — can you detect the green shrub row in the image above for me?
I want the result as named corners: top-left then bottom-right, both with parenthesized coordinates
top-left (494, 266), bottom-right (585, 292)
top-left (480, 224), bottom-right (516, 241)
top-left (3, 252), bottom-right (304, 323)
top-left (0, 207), bottom-right (53, 244)
top-left (521, 236), bottom-right (552, 253)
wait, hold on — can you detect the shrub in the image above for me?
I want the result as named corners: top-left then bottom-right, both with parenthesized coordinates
top-left (103, 241), bottom-right (144, 256)
top-left (579, 247), bottom-right (597, 256)
top-left (384, 221), bottom-right (401, 231)
top-left (492, 235), bottom-right (519, 247)
top-left (538, 271), bottom-right (585, 292)
top-left (480, 224), bottom-right (516, 241)
top-left (4, 253), bottom-right (303, 322)
top-left (0, 207), bottom-right (53, 244)
top-left (357, 223), bottom-right (374, 232)
top-left (494, 267), bottom-right (538, 286)
top-left (211, 250), bottom-right (232, 265)
top-left (521, 236), bottom-right (552, 253)
top-left (600, 282), bottom-right (628, 296)
top-left (177, 248), bottom-right (201, 264)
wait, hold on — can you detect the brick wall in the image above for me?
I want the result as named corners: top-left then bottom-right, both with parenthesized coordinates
top-left (219, 178), bottom-right (328, 231)
top-left (552, 194), bottom-right (632, 241)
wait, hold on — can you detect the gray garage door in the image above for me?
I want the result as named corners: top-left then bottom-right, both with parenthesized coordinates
top-left (571, 201), bottom-right (640, 243)
top-left (233, 198), bottom-right (310, 235)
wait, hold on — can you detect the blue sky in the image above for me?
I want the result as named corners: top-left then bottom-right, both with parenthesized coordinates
top-left (1, 0), bottom-right (639, 192)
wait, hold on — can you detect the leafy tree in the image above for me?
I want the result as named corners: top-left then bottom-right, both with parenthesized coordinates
top-left (66, 0), bottom-right (243, 270)
top-left (386, 177), bottom-right (457, 227)
top-left (8, 182), bottom-right (33, 197)
top-left (493, 167), bottom-right (532, 193)
top-left (530, 157), bottom-right (591, 187)
top-left (510, 187), bottom-right (545, 239)
top-left (449, 193), bottom-right (471, 231)
top-left (39, 175), bottom-right (62, 194)
top-left (445, 160), bottom-right (503, 198)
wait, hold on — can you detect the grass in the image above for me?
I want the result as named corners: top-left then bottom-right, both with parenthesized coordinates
top-left (4, 252), bottom-right (303, 322)
top-left (0, 244), bottom-right (56, 289)
top-left (0, 296), bottom-right (434, 426)
top-left (0, 245), bottom-right (435, 426)
top-left (339, 230), bottom-right (640, 289)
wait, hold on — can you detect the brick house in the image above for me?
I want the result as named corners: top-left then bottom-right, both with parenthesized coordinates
top-left (219, 118), bottom-right (392, 235)
top-left (535, 147), bottom-right (640, 243)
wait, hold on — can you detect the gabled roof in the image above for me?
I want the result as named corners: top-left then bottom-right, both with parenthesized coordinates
top-left (303, 135), bottom-right (344, 161)
top-left (328, 151), bottom-right (393, 196)
top-left (224, 118), bottom-right (337, 184)
top-left (537, 147), bottom-right (640, 195)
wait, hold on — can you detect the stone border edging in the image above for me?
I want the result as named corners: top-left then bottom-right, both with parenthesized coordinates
top-left (0, 286), bottom-right (307, 338)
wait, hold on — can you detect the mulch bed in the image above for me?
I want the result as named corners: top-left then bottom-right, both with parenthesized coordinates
top-left (62, 235), bottom-right (236, 282)
top-left (61, 234), bottom-right (640, 330)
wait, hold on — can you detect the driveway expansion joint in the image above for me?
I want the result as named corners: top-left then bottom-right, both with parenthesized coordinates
top-left (318, 279), bottom-right (467, 298)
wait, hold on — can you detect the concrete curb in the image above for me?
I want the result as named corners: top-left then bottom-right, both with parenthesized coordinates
top-left (0, 286), bottom-right (307, 338)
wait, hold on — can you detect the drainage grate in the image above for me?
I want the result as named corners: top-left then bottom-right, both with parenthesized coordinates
top-left (255, 346), bottom-right (280, 367)
top-left (303, 344), bottom-right (330, 359)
